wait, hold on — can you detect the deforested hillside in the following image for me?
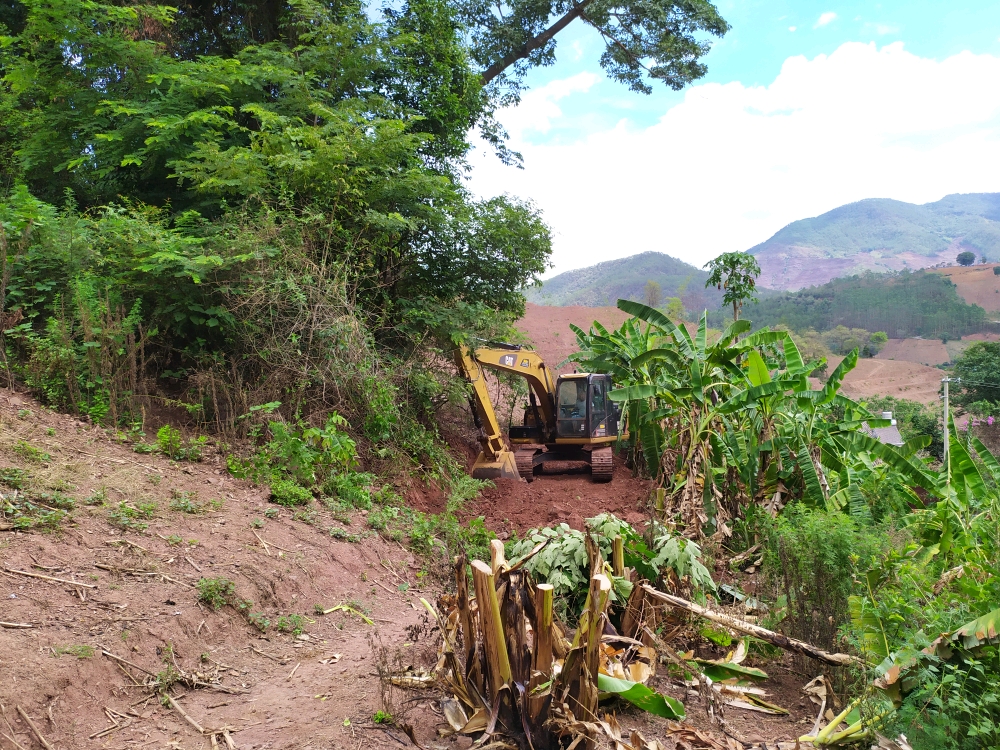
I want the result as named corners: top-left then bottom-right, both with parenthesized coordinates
top-left (750, 193), bottom-right (1000, 289)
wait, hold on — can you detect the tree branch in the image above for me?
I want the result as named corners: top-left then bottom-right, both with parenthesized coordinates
top-left (481, 0), bottom-right (595, 84)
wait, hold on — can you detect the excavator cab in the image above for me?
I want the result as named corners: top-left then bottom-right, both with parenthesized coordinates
top-left (555, 374), bottom-right (618, 439)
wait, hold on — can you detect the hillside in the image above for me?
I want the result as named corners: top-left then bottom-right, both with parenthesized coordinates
top-left (747, 268), bottom-right (992, 339)
top-left (525, 251), bottom-right (725, 310)
top-left (932, 263), bottom-right (1000, 313)
top-left (752, 193), bottom-right (1000, 290)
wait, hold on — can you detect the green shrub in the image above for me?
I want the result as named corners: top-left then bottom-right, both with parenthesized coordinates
top-left (764, 505), bottom-right (889, 653)
top-left (275, 614), bottom-right (304, 635)
top-left (269, 479), bottom-right (312, 507)
top-left (197, 577), bottom-right (237, 610)
top-left (322, 472), bottom-right (377, 509)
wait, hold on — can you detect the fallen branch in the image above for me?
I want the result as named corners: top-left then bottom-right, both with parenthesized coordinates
top-left (641, 585), bottom-right (863, 667)
top-left (99, 647), bottom-right (157, 677)
top-left (15, 707), bottom-right (53, 750)
top-left (4, 568), bottom-right (96, 588)
top-left (73, 449), bottom-right (162, 472)
top-left (250, 530), bottom-right (293, 554)
top-left (163, 693), bottom-right (204, 734)
top-left (0, 622), bottom-right (32, 629)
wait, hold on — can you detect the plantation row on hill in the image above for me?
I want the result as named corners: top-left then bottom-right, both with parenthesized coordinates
top-left (740, 269), bottom-right (994, 339)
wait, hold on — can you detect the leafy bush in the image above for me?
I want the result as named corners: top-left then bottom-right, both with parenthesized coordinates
top-left (197, 577), bottom-right (237, 610)
top-left (764, 506), bottom-right (890, 654)
top-left (508, 514), bottom-right (715, 618)
top-left (275, 614), bottom-right (304, 636)
top-left (322, 472), bottom-right (378, 510)
top-left (269, 479), bottom-right (313, 507)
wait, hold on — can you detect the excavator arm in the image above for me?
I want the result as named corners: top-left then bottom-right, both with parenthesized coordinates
top-left (455, 344), bottom-right (557, 480)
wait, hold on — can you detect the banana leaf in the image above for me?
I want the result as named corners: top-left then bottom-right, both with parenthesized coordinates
top-left (691, 658), bottom-right (768, 683)
top-left (597, 673), bottom-right (686, 719)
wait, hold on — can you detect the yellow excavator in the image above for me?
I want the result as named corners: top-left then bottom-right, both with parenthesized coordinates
top-left (455, 343), bottom-right (620, 483)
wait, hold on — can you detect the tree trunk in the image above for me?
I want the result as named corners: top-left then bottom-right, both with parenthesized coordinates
top-left (641, 585), bottom-right (863, 667)
top-left (481, 1), bottom-right (595, 84)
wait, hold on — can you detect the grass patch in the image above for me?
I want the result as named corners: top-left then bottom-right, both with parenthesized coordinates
top-left (12, 440), bottom-right (50, 463)
top-left (52, 644), bottom-right (95, 659)
top-left (269, 479), bottom-right (312, 507)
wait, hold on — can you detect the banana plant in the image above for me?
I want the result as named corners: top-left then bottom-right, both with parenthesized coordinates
top-left (571, 300), bottom-right (944, 535)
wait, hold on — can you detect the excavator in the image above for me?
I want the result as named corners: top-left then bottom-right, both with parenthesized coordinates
top-left (455, 343), bottom-right (621, 483)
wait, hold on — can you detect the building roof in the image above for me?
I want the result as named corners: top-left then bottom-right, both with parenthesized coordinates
top-left (862, 422), bottom-right (905, 447)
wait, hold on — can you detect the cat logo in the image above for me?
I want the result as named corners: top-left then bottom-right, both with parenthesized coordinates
top-left (500, 354), bottom-right (516, 366)
top-left (520, 358), bottom-right (530, 367)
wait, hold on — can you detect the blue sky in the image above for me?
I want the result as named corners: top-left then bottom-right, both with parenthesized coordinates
top-left (469, 2), bottom-right (1000, 275)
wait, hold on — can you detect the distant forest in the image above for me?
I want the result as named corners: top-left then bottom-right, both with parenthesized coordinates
top-left (737, 271), bottom-right (993, 339)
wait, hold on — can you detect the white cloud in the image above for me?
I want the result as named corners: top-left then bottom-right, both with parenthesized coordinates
top-left (788, 26), bottom-right (796, 32)
top-left (814, 12), bottom-right (837, 28)
top-left (499, 71), bottom-right (599, 137)
top-left (468, 43), bottom-right (1000, 276)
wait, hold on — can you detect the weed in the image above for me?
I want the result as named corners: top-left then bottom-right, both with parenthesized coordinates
top-left (275, 614), bottom-right (304, 636)
top-left (165, 534), bottom-right (182, 545)
top-left (247, 611), bottom-right (270, 631)
top-left (372, 710), bottom-right (392, 724)
top-left (322, 472), bottom-right (377, 510)
top-left (133, 442), bottom-right (156, 454)
top-left (270, 479), bottom-right (312, 507)
top-left (155, 425), bottom-right (205, 461)
top-left (45, 427), bottom-right (55, 436)
top-left (52, 644), bottom-right (95, 659)
top-left (33, 491), bottom-right (74, 509)
top-left (292, 509), bottom-right (317, 525)
top-left (16, 409), bottom-right (31, 419)
top-left (329, 527), bottom-right (361, 543)
top-left (196, 577), bottom-right (236, 610)
top-left (107, 501), bottom-right (155, 531)
top-left (168, 489), bottom-right (210, 514)
top-left (148, 473), bottom-right (162, 485)
top-left (84, 488), bottom-right (107, 506)
top-left (251, 518), bottom-right (264, 528)
top-left (156, 425), bottom-right (183, 458)
top-left (0, 468), bottom-right (29, 489)
top-left (264, 507), bottom-right (279, 519)
top-left (13, 440), bottom-right (50, 463)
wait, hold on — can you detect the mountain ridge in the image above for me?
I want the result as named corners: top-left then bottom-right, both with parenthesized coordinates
top-left (751, 192), bottom-right (1000, 290)
top-left (529, 192), bottom-right (1000, 305)
top-left (525, 251), bottom-right (724, 310)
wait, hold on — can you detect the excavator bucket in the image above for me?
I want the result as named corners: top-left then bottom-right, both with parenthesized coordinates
top-left (470, 448), bottom-right (522, 481)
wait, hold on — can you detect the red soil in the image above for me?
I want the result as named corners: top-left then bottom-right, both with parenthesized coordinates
top-left (518, 302), bottom-right (631, 373)
top-left (876, 338), bottom-right (950, 366)
top-left (932, 263), bottom-right (1000, 313)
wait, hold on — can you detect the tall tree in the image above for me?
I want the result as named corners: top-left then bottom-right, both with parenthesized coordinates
top-left (704, 251), bottom-right (761, 321)
top-left (456, 0), bottom-right (728, 100)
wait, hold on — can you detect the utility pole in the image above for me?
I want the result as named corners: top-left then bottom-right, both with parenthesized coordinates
top-left (942, 377), bottom-right (950, 469)
top-left (941, 377), bottom-right (960, 469)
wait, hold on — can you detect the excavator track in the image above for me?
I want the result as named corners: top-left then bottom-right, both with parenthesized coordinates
top-left (590, 446), bottom-right (613, 483)
top-left (515, 449), bottom-right (538, 483)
